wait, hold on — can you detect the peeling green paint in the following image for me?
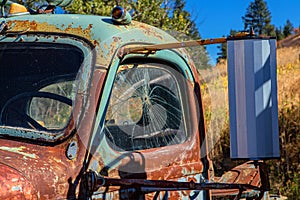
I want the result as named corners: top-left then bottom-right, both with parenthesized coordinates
top-left (0, 146), bottom-right (37, 159)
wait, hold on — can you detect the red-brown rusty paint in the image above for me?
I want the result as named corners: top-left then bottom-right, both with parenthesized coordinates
top-left (0, 164), bottom-right (38, 199)
top-left (211, 162), bottom-right (263, 197)
top-left (0, 139), bottom-right (80, 199)
top-left (6, 20), bottom-right (95, 44)
top-left (135, 23), bottom-right (164, 41)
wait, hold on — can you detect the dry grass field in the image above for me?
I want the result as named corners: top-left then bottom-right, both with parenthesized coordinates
top-left (199, 45), bottom-right (300, 199)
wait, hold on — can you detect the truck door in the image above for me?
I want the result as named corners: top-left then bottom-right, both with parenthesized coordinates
top-left (88, 49), bottom-right (207, 199)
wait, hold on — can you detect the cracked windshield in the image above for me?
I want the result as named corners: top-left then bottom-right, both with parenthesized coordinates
top-left (104, 63), bottom-right (187, 151)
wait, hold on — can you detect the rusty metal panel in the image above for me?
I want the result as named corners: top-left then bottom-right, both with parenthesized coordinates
top-left (211, 162), bottom-right (265, 198)
top-left (0, 163), bottom-right (38, 199)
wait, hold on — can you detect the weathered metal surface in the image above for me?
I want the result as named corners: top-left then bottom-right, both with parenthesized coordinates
top-left (0, 137), bottom-right (83, 199)
top-left (211, 162), bottom-right (265, 198)
top-left (4, 14), bottom-right (184, 67)
top-left (90, 174), bottom-right (206, 200)
top-left (0, 8), bottom-right (269, 200)
top-left (0, 163), bottom-right (38, 199)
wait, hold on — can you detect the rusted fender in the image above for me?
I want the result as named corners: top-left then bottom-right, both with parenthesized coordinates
top-left (0, 163), bottom-right (38, 200)
top-left (211, 161), bottom-right (264, 197)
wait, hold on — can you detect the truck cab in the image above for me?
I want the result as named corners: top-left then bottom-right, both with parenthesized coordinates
top-left (0, 1), bottom-right (273, 199)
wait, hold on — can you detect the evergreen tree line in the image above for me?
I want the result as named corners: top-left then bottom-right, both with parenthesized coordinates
top-left (217, 0), bottom-right (298, 62)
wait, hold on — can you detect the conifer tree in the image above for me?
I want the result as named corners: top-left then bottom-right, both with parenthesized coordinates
top-left (275, 27), bottom-right (284, 41)
top-left (242, 0), bottom-right (275, 36)
top-left (283, 19), bottom-right (294, 38)
top-left (216, 29), bottom-right (237, 62)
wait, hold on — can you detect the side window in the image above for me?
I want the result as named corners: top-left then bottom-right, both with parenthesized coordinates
top-left (0, 43), bottom-right (84, 135)
top-left (104, 63), bottom-right (187, 151)
top-left (28, 81), bottom-right (75, 130)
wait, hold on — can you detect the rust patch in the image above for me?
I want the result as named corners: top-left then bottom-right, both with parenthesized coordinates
top-left (93, 40), bottom-right (99, 46)
top-left (0, 164), bottom-right (38, 199)
top-left (6, 20), bottom-right (95, 43)
top-left (211, 162), bottom-right (264, 197)
top-left (29, 20), bottom-right (38, 30)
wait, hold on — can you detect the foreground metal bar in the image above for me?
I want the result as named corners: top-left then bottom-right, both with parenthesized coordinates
top-left (101, 178), bottom-right (261, 191)
top-left (119, 31), bottom-right (254, 58)
top-left (123, 37), bottom-right (227, 54)
top-left (86, 171), bottom-right (263, 193)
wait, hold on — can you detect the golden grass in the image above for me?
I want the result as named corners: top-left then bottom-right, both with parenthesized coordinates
top-left (277, 47), bottom-right (300, 103)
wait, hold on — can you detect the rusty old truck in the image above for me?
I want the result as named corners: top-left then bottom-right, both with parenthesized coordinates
top-left (0, 0), bottom-right (280, 199)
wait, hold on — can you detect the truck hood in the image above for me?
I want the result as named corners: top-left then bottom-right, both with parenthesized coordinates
top-left (0, 163), bottom-right (38, 199)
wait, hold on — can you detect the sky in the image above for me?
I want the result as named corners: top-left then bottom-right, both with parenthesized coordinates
top-left (185, 0), bottom-right (300, 65)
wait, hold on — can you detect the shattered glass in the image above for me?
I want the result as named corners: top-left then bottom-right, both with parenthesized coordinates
top-left (104, 63), bottom-right (187, 151)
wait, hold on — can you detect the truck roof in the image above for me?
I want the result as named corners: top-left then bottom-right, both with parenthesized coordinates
top-left (3, 14), bottom-right (182, 67)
